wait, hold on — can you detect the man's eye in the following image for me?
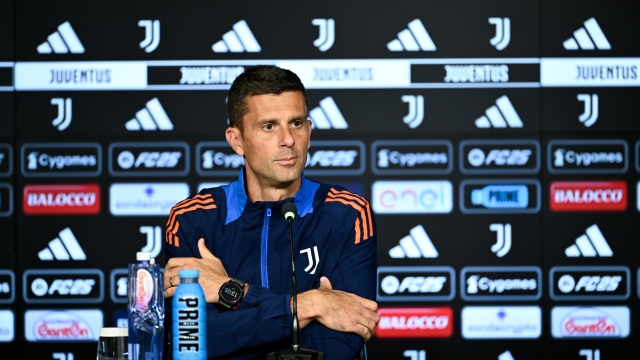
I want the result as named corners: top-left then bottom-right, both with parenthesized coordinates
top-left (292, 121), bottom-right (302, 127)
top-left (263, 124), bottom-right (274, 130)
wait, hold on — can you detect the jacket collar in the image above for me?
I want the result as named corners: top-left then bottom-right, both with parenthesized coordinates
top-left (222, 167), bottom-right (319, 224)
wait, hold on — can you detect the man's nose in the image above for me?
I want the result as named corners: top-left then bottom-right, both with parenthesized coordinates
top-left (280, 126), bottom-right (295, 147)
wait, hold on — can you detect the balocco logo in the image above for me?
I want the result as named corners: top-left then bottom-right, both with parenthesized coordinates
top-left (376, 307), bottom-right (453, 338)
top-left (550, 181), bottom-right (627, 212)
top-left (24, 269), bottom-right (104, 304)
top-left (23, 184), bottom-right (100, 215)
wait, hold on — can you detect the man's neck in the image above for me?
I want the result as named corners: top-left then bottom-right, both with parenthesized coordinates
top-left (244, 171), bottom-right (302, 203)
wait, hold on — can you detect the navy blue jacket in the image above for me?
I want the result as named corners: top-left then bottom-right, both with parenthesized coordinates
top-left (164, 169), bottom-right (377, 359)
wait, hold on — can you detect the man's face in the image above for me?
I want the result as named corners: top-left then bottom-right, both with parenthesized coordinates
top-left (229, 91), bottom-right (311, 188)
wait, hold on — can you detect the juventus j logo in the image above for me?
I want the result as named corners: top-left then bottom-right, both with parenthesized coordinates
top-left (139, 226), bottom-right (162, 259)
top-left (489, 17), bottom-right (510, 51)
top-left (490, 223), bottom-right (511, 257)
top-left (401, 95), bottom-right (424, 129)
top-left (51, 98), bottom-right (72, 131)
top-left (300, 246), bottom-right (319, 274)
top-left (138, 20), bottom-right (160, 53)
top-left (312, 19), bottom-right (335, 52)
top-left (577, 94), bottom-right (598, 127)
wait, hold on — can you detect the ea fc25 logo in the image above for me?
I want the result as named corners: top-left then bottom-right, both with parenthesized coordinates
top-left (551, 306), bottom-right (630, 339)
top-left (377, 266), bottom-right (455, 302)
top-left (550, 181), bottom-right (627, 212)
top-left (108, 142), bottom-right (190, 177)
top-left (461, 266), bottom-right (542, 301)
top-left (24, 269), bottom-right (104, 304)
top-left (550, 266), bottom-right (630, 301)
top-left (23, 184), bottom-right (100, 215)
top-left (372, 140), bottom-right (453, 175)
top-left (460, 179), bottom-right (541, 214)
top-left (548, 140), bottom-right (628, 174)
top-left (21, 143), bottom-right (102, 177)
top-left (372, 181), bottom-right (453, 214)
top-left (460, 139), bottom-right (540, 174)
top-left (305, 140), bottom-right (366, 176)
top-left (376, 307), bottom-right (453, 338)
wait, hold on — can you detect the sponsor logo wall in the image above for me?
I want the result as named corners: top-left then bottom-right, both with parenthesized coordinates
top-left (3, 0), bottom-right (640, 358)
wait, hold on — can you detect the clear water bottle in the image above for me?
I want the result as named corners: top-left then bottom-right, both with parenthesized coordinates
top-left (173, 269), bottom-right (206, 360)
top-left (128, 252), bottom-right (164, 360)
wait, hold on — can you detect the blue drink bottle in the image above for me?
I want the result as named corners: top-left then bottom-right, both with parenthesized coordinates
top-left (173, 269), bottom-right (207, 360)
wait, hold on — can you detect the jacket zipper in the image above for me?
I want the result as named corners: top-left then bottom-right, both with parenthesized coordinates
top-left (260, 207), bottom-right (271, 288)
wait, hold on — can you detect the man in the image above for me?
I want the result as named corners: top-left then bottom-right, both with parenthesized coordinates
top-left (164, 65), bottom-right (379, 359)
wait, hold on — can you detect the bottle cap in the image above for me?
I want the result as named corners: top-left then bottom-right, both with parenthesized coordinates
top-left (179, 269), bottom-right (200, 279)
top-left (136, 252), bottom-right (151, 261)
top-left (99, 327), bottom-right (128, 337)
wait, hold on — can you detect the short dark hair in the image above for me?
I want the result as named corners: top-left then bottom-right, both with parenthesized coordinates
top-left (227, 65), bottom-right (308, 133)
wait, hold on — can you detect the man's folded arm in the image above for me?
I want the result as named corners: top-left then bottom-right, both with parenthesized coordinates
top-left (165, 217), bottom-right (294, 358)
top-left (296, 221), bottom-right (378, 360)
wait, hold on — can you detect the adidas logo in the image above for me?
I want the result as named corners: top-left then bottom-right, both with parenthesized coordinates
top-left (212, 20), bottom-right (261, 53)
top-left (563, 18), bottom-right (610, 50)
top-left (37, 21), bottom-right (85, 54)
top-left (309, 97), bottom-right (348, 129)
top-left (388, 225), bottom-right (438, 258)
top-left (38, 227), bottom-right (86, 261)
top-left (498, 351), bottom-right (515, 360)
top-left (565, 224), bottom-right (613, 257)
top-left (475, 95), bottom-right (523, 128)
top-left (387, 19), bottom-right (436, 52)
top-left (125, 98), bottom-right (174, 131)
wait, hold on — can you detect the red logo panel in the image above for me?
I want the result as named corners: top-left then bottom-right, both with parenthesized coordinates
top-left (23, 184), bottom-right (101, 215)
top-left (376, 307), bottom-right (453, 338)
top-left (550, 181), bottom-right (627, 212)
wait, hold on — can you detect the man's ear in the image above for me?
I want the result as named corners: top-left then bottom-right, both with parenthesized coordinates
top-left (306, 119), bottom-right (312, 150)
top-left (225, 127), bottom-right (245, 156)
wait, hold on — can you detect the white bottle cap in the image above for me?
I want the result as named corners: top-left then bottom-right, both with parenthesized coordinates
top-left (136, 252), bottom-right (151, 261)
top-left (99, 327), bottom-right (128, 337)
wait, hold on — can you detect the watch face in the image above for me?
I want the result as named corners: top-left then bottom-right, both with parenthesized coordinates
top-left (220, 281), bottom-right (243, 304)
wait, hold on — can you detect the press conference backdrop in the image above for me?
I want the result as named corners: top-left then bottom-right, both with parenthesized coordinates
top-left (1, 0), bottom-right (640, 358)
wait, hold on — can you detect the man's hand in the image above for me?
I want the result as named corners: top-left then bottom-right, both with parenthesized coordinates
top-left (164, 238), bottom-right (231, 303)
top-left (296, 276), bottom-right (379, 341)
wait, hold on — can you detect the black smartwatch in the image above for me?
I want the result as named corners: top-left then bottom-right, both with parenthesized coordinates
top-left (218, 278), bottom-right (245, 310)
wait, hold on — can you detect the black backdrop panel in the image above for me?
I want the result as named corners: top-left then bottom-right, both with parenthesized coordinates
top-left (4, 0), bottom-right (640, 359)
